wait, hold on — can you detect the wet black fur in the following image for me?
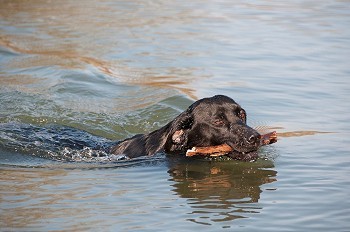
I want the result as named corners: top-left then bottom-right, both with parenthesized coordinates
top-left (110, 95), bottom-right (261, 159)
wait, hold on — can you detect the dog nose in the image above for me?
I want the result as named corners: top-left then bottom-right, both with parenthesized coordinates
top-left (247, 133), bottom-right (260, 145)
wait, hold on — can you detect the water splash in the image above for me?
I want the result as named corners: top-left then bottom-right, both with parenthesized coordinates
top-left (0, 122), bottom-right (121, 162)
top-left (56, 147), bottom-right (129, 162)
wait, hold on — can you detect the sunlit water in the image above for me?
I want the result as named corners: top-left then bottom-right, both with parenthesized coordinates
top-left (1, 0), bottom-right (350, 231)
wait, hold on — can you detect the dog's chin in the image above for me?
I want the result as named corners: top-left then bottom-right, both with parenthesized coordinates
top-left (226, 150), bottom-right (259, 161)
top-left (225, 143), bottom-right (259, 161)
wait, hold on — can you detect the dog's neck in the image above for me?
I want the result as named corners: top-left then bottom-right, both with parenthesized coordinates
top-left (143, 124), bottom-right (171, 156)
top-left (110, 123), bottom-right (171, 158)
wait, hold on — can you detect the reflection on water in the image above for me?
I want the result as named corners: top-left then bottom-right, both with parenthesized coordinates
top-left (0, 0), bottom-right (210, 99)
top-left (168, 159), bottom-right (277, 225)
top-left (0, 157), bottom-right (277, 230)
top-left (1, 168), bottom-right (72, 229)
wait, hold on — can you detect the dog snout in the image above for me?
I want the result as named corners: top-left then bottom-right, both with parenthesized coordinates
top-left (245, 131), bottom-right (261, 146)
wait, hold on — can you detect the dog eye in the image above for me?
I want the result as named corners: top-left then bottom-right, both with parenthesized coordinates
top-left (213, 119), bottom-right (225, 126)
top-left (238, 109), bottom-right (246, 122)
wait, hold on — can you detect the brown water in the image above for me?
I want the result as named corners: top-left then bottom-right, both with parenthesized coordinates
top-left (1, 0), bottom-right (350, 231)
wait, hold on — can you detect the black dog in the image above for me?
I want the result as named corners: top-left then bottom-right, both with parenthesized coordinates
top-left (110, 95), bottom-right (261, 160)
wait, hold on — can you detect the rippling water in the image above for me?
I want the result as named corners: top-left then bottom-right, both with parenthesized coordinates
top-left (1, 0), bottom-right (350, 231)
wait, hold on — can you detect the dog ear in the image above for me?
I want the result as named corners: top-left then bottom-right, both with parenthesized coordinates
top-left (164, 111), bottom-right (193, 153)
top-left (171, 111), bottom-right (193, 144)
top-left (175, 110), bottom-right (194, 129)
top-left (172, 129), bottom-right (185, 144)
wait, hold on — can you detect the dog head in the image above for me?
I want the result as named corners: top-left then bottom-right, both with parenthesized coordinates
top-left (164, 95), bottom-right (261, 158)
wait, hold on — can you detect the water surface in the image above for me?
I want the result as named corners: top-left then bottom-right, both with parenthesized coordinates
top-left (1, 0), bottom-right (349, 231)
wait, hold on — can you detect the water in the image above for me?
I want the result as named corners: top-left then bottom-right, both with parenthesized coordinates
top-left (1, 0), bottom-right (350, 231)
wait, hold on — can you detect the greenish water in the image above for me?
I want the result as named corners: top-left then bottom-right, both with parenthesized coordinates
top-left (1, 0), bottom-right (349, 231)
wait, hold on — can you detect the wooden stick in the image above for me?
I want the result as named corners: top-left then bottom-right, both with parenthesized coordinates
top-left (185, 131), bottom-right (277, 157)
top-left (186, 144), bottom-right (232, 157)
top-left (260, 131), bottom-right (278, 145)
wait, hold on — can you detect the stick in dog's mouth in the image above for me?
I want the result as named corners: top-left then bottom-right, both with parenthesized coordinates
top-left (185, 131), bottom-right (277, 158)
